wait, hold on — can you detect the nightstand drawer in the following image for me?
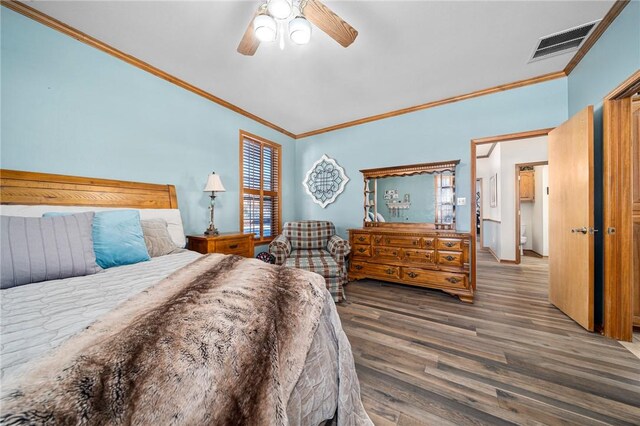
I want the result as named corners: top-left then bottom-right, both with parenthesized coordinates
top-left (216, 239), bottom-right (251, 255)
top-left (187, 233), bottom-right (254, 257)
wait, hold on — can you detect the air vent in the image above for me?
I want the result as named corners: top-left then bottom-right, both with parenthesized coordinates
top-left (529, 20), bottom-right (600, 62)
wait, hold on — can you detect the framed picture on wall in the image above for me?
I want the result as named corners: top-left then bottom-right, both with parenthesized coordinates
top-left (490, 174), bottom-right (497, 207)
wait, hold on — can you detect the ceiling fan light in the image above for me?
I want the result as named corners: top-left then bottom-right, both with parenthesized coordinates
top-left (267, 0), bottom-right (292, 20)
top-left (289, 17), bottom-right (311, 45)
top-left (254, 14), bottom-right (277, 42)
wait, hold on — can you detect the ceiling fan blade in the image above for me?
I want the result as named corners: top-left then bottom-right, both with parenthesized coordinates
top-left (237, 10), bottom-right (260, 56)
top-left (302, 0), bottom-right (358, 48)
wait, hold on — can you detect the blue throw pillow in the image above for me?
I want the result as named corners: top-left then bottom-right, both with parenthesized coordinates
top-left (44, 210), bottom-right (150, 269)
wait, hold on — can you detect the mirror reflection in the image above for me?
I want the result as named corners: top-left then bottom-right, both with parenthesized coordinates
top-left (361, 161), bottom-right (459, 230)
top-left (374, 174), bottom-right (435, 223)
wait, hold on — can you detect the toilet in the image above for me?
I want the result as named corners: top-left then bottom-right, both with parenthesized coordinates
top-left (520, 224), bottom-right (527, 255)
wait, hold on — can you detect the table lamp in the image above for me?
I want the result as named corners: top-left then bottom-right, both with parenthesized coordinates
top-left (203, 172), bottom-right (226, 235)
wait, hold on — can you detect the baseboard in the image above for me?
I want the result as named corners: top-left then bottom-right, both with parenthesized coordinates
top-left (486, 247), bottom-right (518, 264)
top-left (523, 249), bottom-right (543, 258)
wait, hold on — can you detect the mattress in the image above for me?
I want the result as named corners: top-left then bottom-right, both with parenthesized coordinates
top-left (0, 251), bottom-right (201, 379)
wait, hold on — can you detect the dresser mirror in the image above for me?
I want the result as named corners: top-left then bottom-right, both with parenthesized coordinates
top-left (361, 160), bottom-right (459, 230)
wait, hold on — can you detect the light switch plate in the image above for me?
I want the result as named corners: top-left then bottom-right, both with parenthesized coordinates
top-left (457, 197), bottom-right (466, 205)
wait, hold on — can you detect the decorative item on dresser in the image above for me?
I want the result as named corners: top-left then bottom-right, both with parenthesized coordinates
top-left (187, 232), bottom-right (254, 257)
top-left (349, 160), bottom-right (474, 303)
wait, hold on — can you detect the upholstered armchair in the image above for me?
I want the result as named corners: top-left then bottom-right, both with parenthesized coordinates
top-left (269, 221), bottom-right (350, 302)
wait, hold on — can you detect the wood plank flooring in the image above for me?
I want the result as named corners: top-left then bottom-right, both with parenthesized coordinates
top-left (338, 250), bottom-right (640, 425)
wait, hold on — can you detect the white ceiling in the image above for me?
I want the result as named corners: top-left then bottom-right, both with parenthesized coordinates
top-left (27, 0), bottom-right (614, 135)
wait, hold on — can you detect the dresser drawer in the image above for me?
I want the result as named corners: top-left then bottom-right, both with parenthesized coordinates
top-left (351, 261), bottom-right (400, 280)
top-left (402, 249), bottom-right (435, 265)
top-left (353, 244), bottom-right (371, 257)
top-left (373, 246), bottom-right (401, 259)
top-left (437, 238), bottom-right (464, 251)
top-left (437, 250), bottom-right (464, 267)
top-left (423, 238), bottom-right (435, 249)
top-left (216, 239), bottom-right (251, 256)
top-left (376, 235), bottom-right (422, 248)
top-left (402, 268), bottom-right (467, 289)
top-left (352, 233), bottom-right (371, 245)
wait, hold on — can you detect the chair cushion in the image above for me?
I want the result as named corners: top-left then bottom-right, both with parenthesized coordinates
top-left (290, 249), bottom-right (330, 258)
top-left (282, 221), bottom-right (335, 250)
top-left (284, 255), bottom-right (341, 278)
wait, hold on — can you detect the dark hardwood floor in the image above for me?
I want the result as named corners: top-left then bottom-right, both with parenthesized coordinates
top-left (338, 250), bottom-right (640, 425)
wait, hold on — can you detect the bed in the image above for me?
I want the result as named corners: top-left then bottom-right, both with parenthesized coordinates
top-left (0, 170), bottom-right (371, 425)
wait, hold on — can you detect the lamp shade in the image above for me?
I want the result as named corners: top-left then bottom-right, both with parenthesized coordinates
top-left (203, 173), bottom-right (226, 192)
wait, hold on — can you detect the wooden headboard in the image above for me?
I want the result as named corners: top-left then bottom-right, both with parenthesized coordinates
top-left (0, 170), bottom-right (178, 209)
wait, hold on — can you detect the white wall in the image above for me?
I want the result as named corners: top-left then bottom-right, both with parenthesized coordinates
top-left (476, 143), bottom-right (502, 257)
top-left (532, 165), bottom-right (549, 256)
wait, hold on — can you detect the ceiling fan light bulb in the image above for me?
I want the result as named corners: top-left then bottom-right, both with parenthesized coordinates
top-left (289, 17), bottom-right (311, 45)
top-left (267, 0), bottom-right (292, 20)
top-left (254, 14), bottom-right (277, 42)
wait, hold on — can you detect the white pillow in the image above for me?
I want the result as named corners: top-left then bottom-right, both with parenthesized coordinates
top-left (0, 205), bottom-right (186, 248)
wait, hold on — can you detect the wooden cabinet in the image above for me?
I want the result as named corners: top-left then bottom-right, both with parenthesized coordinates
top-left (519, 170), bottom-right (535, 201)
top-left (633, 99), bottom-right (640, 328)
top-left (348, 227), bottom-right (473, 303)
top-left (187, 232), bottom-right (254, 257)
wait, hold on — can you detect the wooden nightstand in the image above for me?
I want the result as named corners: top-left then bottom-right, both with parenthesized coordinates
top-left (186, 232), bottom-right (254, 258)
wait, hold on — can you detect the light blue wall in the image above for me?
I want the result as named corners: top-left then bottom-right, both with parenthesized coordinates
top-left (296, 79), bottom-right (568, 237)
top-left (566, 0), bottom-right (640, 326)
top-left (0, 8), bottom-right (296, 244)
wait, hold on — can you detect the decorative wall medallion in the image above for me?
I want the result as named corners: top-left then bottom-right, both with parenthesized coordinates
top-left (303, 154), bottom-right (349, 208)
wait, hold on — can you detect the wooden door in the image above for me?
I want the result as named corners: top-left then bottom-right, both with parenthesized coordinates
top-left (548, 106), bottom-right (594, 331)
top-left (632, 99), bottom-right (640, 327)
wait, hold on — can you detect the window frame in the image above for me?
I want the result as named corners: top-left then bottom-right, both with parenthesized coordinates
top-left (239, 130), bottom-right (282, 245)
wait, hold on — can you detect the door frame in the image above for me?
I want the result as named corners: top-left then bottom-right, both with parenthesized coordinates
top-left (514, 161), bottom-right (549, 264)
top-left (476, 178), bottom-right (483, 249)
top-left (603, 70), bottom-right (640, 341)
top-left (470, 128), bottom-right (553, 290)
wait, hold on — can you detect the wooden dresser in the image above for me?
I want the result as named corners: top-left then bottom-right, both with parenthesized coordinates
top-left (348, 227), bottom-right (473, 303)
top-left (187, 232), bottom-right (254, 258)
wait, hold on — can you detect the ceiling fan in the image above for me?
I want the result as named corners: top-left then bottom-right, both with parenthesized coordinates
top-left (237, 0), bottom-right (358, 55)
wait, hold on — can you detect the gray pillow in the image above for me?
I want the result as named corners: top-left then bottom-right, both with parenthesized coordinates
top-left (1, 212), bottom-right (101, 289)
top-left (140, 218), bottom-right (179, 258)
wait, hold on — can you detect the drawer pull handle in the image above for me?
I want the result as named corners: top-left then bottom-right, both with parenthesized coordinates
top-left (425, 241), bottom-right (432, 246)
top-left (385, 268), bottom-right (395, 275)
top-left (446, 277), bottom-right (461, 284)
top-left (229, 244), bottom-right (239, 249)
top-left (358, 236), bottom-right (366, 242)
top-left (354, 264), bottom-right (363, 270)
top-left (407, 272), bottom-right (419, 278)
top-left (413, 240), bottom-right (418, 245)
top-left (444, 255), bottom-right (455, 261)
top-left (357, 247), bottom-right (366, 253)
top-left (444, 242), bottom-right (456, 247)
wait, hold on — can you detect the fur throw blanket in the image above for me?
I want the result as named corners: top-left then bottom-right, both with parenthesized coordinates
top-left (1, 254), bottom-right (333, 425)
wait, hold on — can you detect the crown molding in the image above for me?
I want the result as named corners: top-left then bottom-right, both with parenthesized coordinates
top-left (1, 0), bottom-right (297, 139)
top-left (295, 71), bottom-right (566, 139)
top-left (563, 0), bottom-right (630, 75)
top-left (3, 0), bottom-right (629, 142)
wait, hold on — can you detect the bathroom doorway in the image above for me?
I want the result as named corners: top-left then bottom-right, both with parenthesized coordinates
top-left (515, 161), bottom-right (549, 265)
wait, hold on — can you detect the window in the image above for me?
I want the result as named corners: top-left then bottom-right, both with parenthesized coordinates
top-left (240, 131), bottom-right (281, 243)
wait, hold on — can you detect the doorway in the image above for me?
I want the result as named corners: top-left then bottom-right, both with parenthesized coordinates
top-left (515, 162), bottom-right (549, 264)
top-left (471, 131), bottom-right (550, 265)
top-left (603, 70), bottom-right (640, 341)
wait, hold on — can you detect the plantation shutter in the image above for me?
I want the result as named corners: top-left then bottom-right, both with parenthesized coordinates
top-left (241, 134), bottom-right (281, 242)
